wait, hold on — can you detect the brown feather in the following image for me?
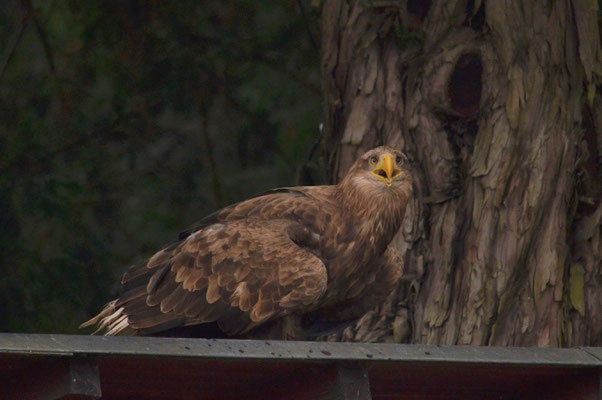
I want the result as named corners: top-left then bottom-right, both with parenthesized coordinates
top-left (159, 284), bottom-right (187, 313)
top-left (147, 249), bottom-right (172, 269)
top-left (127, 306), bottom-right (173, 328)
top-left (146, 274), bottom-right (179, 306)
top-left (205, 275), bottom-right (221, 304)
top-left (121, 262), bottom-right (148, 282)
top-left (115, 286), bottom-right (146, 307)
top-left (147, 263), bottom-right (172, 295)
top-left (123, 296), bottom-right (152, 315)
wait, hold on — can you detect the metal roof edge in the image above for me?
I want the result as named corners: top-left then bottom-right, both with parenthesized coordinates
top-left (1, 333), bottom-right (600, 366)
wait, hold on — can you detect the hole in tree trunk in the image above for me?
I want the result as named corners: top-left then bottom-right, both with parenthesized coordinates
top-left (448, 53), bottom-right (483, 117)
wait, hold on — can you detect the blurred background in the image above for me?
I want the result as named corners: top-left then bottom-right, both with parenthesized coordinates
top-left (0, 0), bottom-right (322, 333)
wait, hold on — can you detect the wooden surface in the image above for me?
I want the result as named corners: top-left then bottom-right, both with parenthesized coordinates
top-left (1, 334), bottom-right (601, 399)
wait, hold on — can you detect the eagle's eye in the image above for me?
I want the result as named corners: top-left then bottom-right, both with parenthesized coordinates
top-left (395, 155), bottom-right (402, 164)
top-left (369, 156), bottom-right (378, 165)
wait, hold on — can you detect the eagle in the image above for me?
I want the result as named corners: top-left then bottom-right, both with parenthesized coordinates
top-left (81, 146), bottom-right (412, 340)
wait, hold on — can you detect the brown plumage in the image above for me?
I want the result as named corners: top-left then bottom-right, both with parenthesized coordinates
top-left (81, 146), bottom-right (413, 339)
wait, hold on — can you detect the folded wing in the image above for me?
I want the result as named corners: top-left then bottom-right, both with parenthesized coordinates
top-left (98, 218), bottom-right (327, 336)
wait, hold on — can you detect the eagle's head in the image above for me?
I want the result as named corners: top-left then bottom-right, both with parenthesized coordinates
top-left (342, 146), bottom-right (413, 200)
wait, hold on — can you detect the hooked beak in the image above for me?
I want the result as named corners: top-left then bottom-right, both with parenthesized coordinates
top-left (372, 154), bottom-right (401, 186)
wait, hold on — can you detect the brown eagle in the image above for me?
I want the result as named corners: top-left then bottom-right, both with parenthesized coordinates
top-left (82, 146), bottom-right (412, 339)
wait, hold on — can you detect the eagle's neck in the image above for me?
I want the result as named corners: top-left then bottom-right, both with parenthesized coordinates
top-left (336, 175), bottom-right (408, 256)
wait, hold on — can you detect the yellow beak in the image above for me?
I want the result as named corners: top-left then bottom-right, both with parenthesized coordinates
top-left (372, 154), bottom-right (400, 185)
top-left (382, 154), bottom-right (395, 179)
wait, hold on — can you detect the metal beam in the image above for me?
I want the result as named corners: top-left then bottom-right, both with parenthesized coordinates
top-left (0, 333), bottom-right (600, 366)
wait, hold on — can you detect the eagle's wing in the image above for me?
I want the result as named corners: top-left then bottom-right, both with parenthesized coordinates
top-left (110, 219), bottom-right (326, 336)
top-left (82, 187), bottom-right (335, 336)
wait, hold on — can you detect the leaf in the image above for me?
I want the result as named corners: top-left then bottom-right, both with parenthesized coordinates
top-left (569, 263), bottom-right (586, 316)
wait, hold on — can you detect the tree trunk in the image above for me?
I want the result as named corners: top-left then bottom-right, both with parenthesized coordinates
top-left (320, 0), bottom-right (602, 346)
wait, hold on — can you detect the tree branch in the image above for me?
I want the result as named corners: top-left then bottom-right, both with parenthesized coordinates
top-left (0, 5), bottom-right (30, 85)
top-left (294, 0), bottom-right (319, 52)
top-left (21, 0), bottom-right (56, 74)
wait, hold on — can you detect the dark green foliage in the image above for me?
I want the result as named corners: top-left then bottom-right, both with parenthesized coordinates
top-left (0, 0), bottom-right (321, 333)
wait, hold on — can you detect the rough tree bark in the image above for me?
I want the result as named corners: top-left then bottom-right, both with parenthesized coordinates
top-left (320, 0), bottom-right (601, 346)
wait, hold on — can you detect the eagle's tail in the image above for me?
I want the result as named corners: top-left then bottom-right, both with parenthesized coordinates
top-left (80, 300), bottom-right (135, 335)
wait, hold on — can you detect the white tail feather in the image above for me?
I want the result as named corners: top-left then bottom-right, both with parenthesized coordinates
top-left (80, 300), bottom-right (132, 335)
